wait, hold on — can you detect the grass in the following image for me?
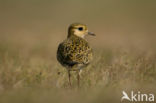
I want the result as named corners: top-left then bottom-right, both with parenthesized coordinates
top-left (0, 1), bottom-right (156, 102)
top-left (0, 37), bottom-right (156, 103)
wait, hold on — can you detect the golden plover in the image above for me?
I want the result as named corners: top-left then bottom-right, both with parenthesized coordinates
top-left (57, 23), bottom-right (95, 87)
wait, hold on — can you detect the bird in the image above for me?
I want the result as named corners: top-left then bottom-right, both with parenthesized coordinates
top-left (57, 23), bottom-right (95, 87)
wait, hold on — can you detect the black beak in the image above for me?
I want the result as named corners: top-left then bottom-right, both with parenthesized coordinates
top-left (88, 32), bottom-right (96, 36)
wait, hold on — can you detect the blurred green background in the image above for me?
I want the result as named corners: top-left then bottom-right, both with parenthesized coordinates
top-left (0, 0), bottom-right (156, 103)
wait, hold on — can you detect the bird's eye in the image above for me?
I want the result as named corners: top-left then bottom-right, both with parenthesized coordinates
top-left (78, 27), bottom-right (83, 31)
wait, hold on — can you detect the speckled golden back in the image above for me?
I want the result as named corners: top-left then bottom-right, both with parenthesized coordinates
top-left (57, 34), bottom-right (93, 69)
top-left (57, 23), bottom-right (95, 70)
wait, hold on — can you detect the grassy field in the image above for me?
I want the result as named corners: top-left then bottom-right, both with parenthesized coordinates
top-left (0, 33), bottom-right (156, 103)
top-left (0, 0), bottom-right (156, 103)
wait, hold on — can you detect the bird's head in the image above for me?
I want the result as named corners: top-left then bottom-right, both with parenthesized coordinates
top-left (67, 23), bottom-right (95, 38)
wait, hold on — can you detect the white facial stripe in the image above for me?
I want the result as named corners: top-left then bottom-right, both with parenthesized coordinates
top-left (74, 29), bottom-right (85, 38)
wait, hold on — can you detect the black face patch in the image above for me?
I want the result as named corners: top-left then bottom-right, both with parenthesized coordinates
top-left (78, 27), bottom-right (83, 31)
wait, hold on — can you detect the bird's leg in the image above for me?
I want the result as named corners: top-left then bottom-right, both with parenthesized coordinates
top-left (68, 70), bottom-right (72, 87)
top-left (77, 70), bottom-right (80, 87)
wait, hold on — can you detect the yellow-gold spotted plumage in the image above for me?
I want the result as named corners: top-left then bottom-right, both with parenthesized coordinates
top-left (57, 23), bottom-right (95, 87)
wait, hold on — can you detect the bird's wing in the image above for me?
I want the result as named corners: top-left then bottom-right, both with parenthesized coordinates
top-left (57, 41), bottom-right (79, 66)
